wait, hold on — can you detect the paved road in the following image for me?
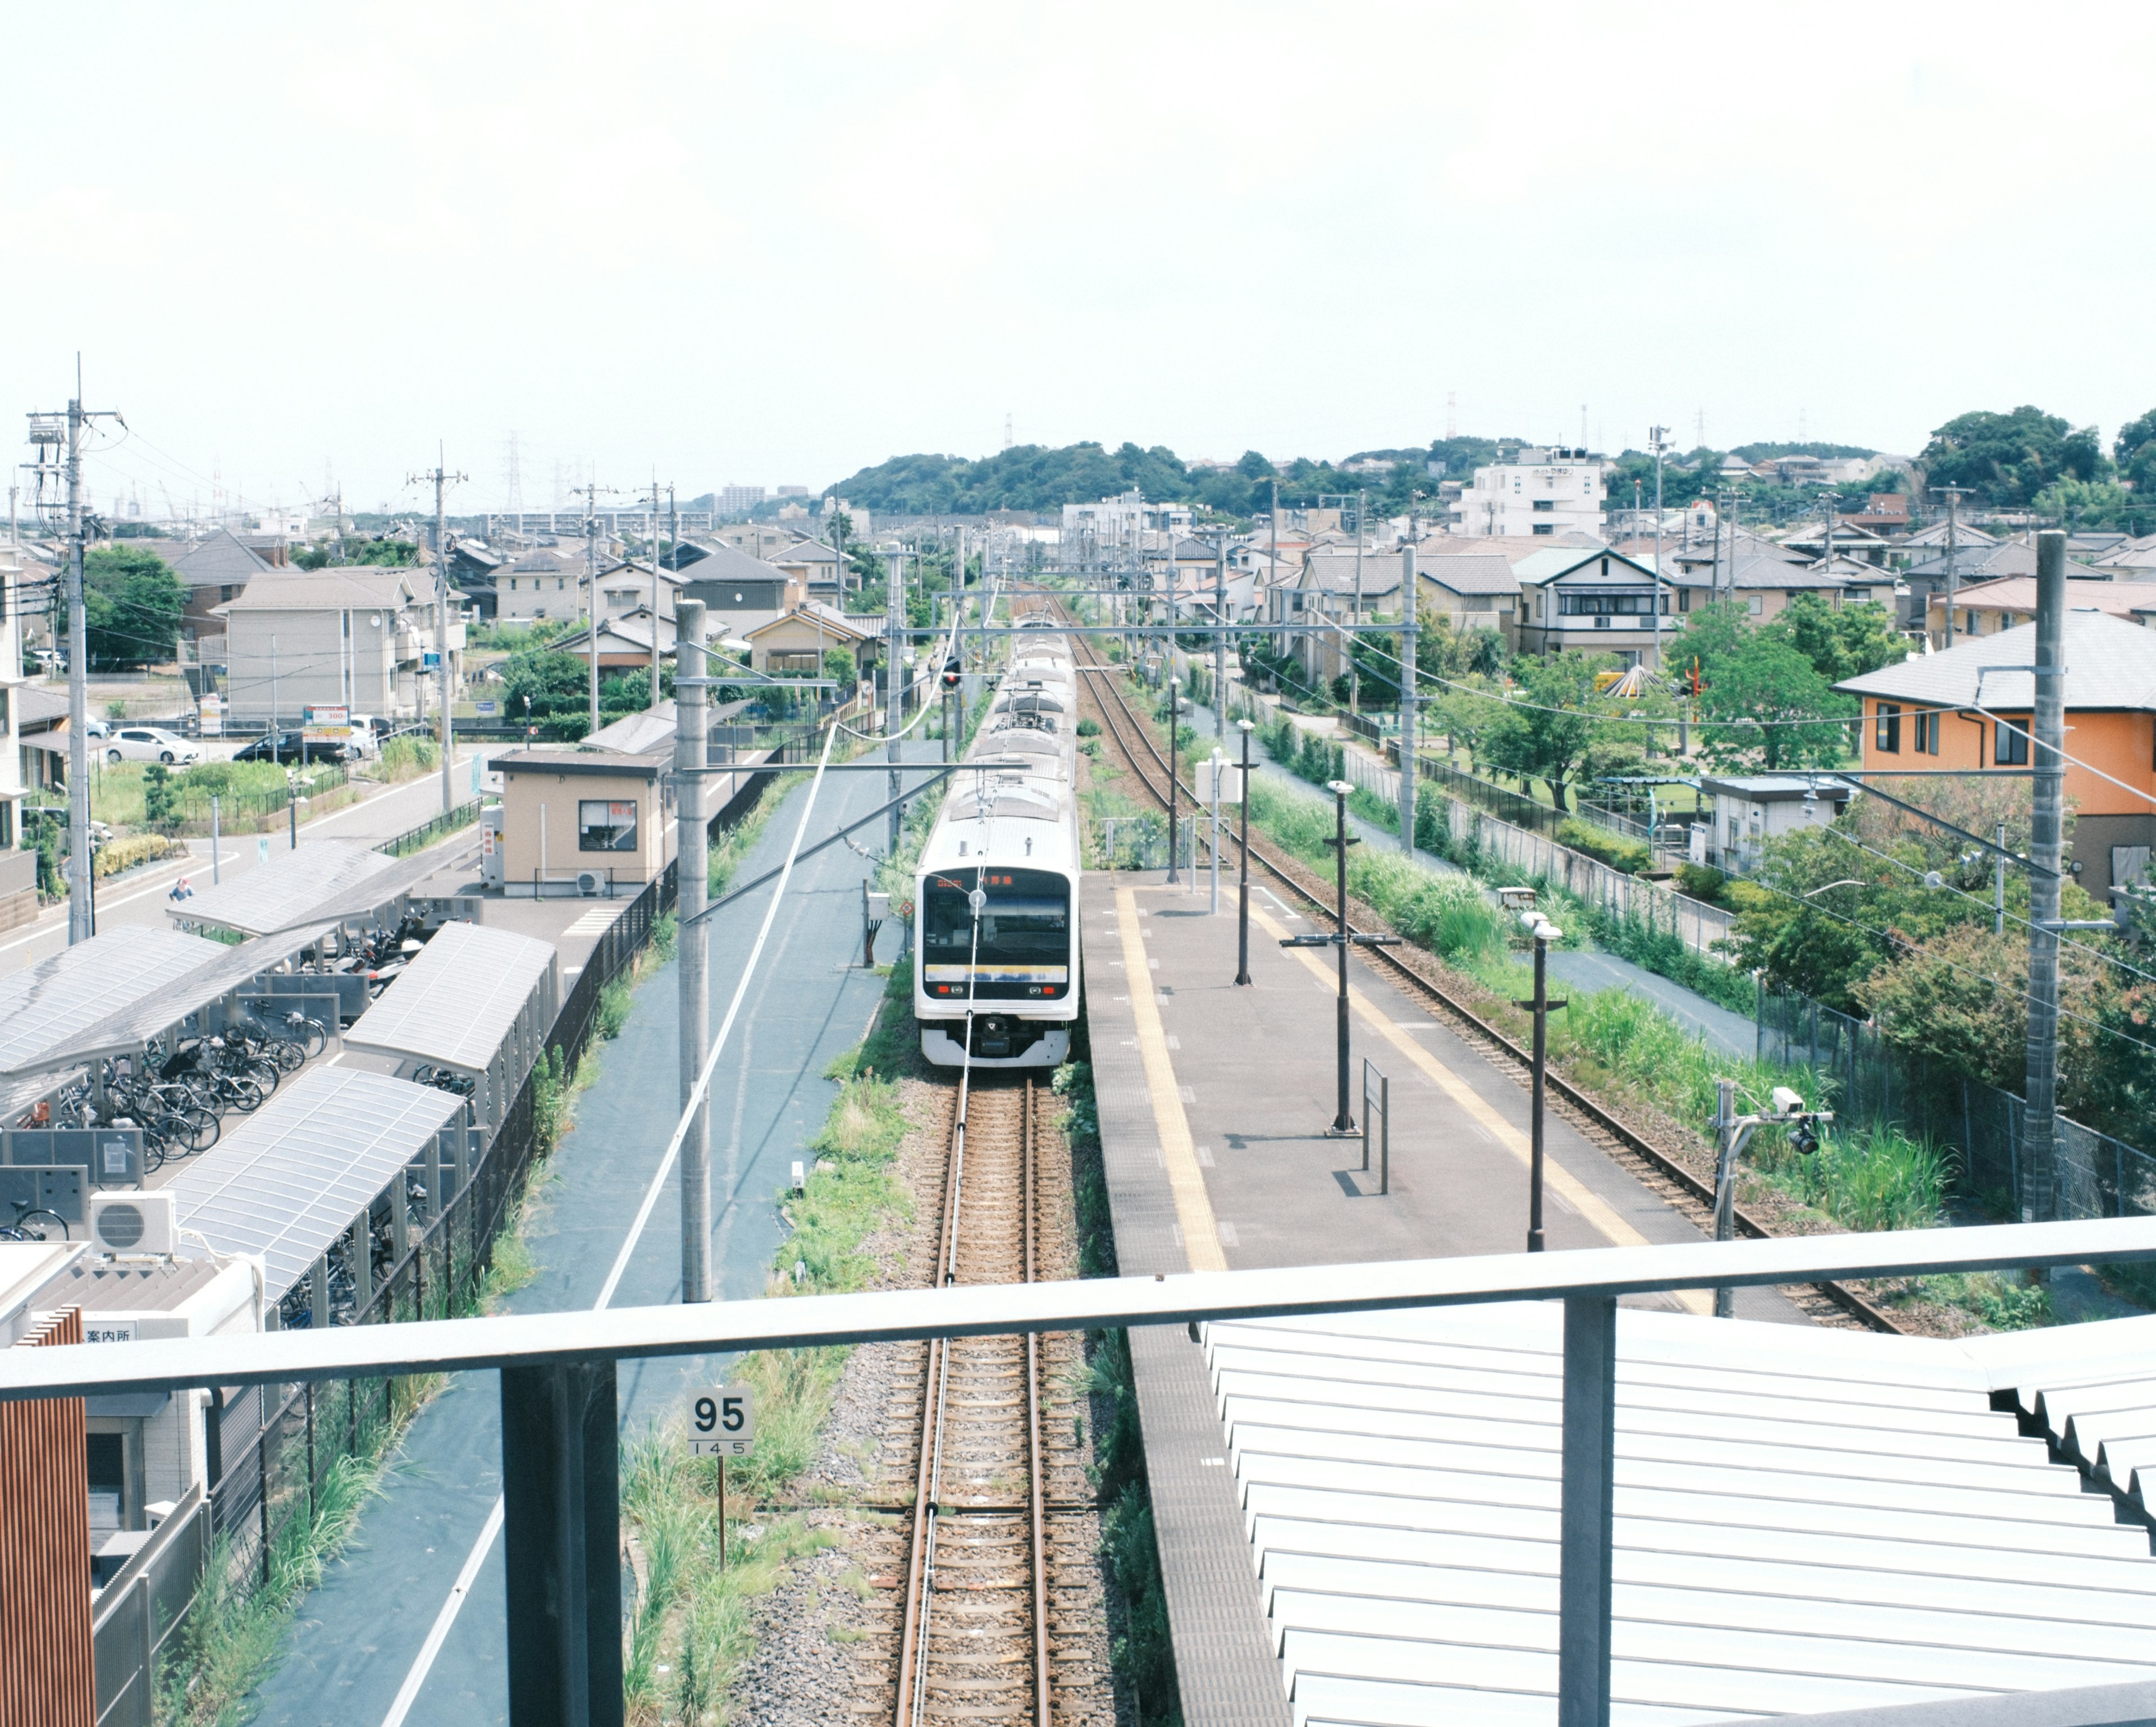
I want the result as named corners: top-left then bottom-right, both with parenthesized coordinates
top-left (0, 753), bottom-right (490, 976)
top-left (243, 748), bottom-right (929, 1727)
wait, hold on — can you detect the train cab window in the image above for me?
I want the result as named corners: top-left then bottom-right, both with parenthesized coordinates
top-left (920, 867), bottom-right (1070, 999)
top-left (578, 799), bottom-right (638, 852)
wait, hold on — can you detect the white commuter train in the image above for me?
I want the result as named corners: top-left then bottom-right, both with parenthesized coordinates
top-left (912, 623), bottom-right (1083, 1068)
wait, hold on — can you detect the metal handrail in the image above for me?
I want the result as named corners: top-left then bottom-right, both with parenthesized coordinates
top-left (22, 1216), bottom-right (2156, 1727)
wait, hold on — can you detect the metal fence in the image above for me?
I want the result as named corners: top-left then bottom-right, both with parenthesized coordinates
top-left (92, 1483), bottom-right (208, 1727)
top-left (374, 797), bottom-right (483, 859)
top-left (203, 859), bottom-right (679, 1586)
top-left (1755, 985), bottom-right (2156, 1222)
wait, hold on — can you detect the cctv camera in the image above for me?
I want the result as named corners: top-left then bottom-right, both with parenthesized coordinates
top-left (1770, 1085), bottom-right (1805, 1116)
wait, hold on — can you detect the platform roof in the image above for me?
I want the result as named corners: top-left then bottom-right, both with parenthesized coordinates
top-left (1209, 1301), bottom-right (2156, 1726)
top-left (165, 1070), bottom-right (464, 1303)
top-left (167, 840), bottom-right (441, 938)
top-left (342, 921), bottom-right (559, 1075)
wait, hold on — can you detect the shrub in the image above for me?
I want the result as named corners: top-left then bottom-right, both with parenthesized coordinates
top-left (1675, 862), bottom-right (1726, 903)
top-left (1076, 717), bottom-right (1101, 737)
top-left (142, 762), bottom-right (177, 828)
top-left (380, 735), bottom-right (440, 778)
top-left (93, 833), bottom-right (179, 878)
top-left (1555, 817), bottom-right (1648, 875)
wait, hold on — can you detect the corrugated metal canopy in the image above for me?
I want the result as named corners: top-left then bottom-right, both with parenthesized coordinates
top-left (167, 840), bottom-right (438, 937)
top-left (1208, 1303), bottom-right (2156, 1726)
top-left (165, 1070), bottom-right (463, 1303)
top-left (0, 929), bottom-right (226, 1075)
top-left (342, 921), bottom-right (558, 1074)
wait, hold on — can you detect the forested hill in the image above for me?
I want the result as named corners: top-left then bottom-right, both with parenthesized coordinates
top-left (824, 436), bottom-right (1509, 520)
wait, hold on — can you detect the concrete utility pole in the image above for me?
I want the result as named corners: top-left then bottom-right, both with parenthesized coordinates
top-left (1648, 426), bottom-right (1668, 668)
top-left (886, 547), bottom-right (905, 848)
top-left (1934, 485), bottom-right (1968, 646)
top-left (26, 368), bottom-right (120, 945)
top-left (675, 598), bottom-right (711, 1302)
top-left (410, 452), bottom-right (468, 814)
top-left (1397, 541), bottom-right (1418, 853)
top-left (1213, 535), bottom-right (1228, 742)
top-left (647, 478), bottom-right (672, 711)
top-left (2020, 531), bottom-right (2068, 1225)
top-left (573, 480), bottom-right (614, 739)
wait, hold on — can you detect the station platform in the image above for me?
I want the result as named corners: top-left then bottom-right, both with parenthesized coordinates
top-left (1082, 867), bottom-right (1804, 1726)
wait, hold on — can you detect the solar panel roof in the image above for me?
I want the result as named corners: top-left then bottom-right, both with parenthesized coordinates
top-left (165, 1069), bottom-right (463, 1302)
top-left (1207, 1302), bottom-right (2156, 1726)
top-left (342, 921), bottom-right (559, 1073)
top-left (167, 840), bottom-right (439, 937)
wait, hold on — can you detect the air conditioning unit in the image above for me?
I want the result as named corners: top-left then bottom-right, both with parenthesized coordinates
top-left (575, 871), bottom-right (603, 897)
top-left (90, 1191), bottom-right (177, 1258)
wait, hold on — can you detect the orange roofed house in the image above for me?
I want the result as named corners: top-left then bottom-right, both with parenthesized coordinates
top-left (1835, 612), bottom-right (2156, 897)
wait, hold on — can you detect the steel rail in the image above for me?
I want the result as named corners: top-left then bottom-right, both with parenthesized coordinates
top-left (1058, 595), bottom-right (1906, 1335)
top-left (894, 1068), bottom-right (969, 1727)
top-left (1024, 1078), bottom-right (1052, 1727)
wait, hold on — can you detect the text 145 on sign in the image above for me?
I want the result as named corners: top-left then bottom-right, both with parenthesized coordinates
top-left (689, 1385), bottom-right (755, 1458)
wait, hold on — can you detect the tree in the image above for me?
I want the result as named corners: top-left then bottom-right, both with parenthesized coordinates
top-left (142, 762), bottom-right (177, 828)
top-left (500, 647), bottom-right (591, 740)
top-left (1776, 593), bottom-right (1906, 684)
top-left (1479, 652), bottom-right (1609, 809)
top-left (2032, 477), bottom-right (2152, 533)
top-left (2116, 408), bottom-right (2156, 469)
top-left (1697, 632), bottom-right (1851, 770)
top-left (1920, 406), bottom-right (2111, 507)
top-left (83, 546), bottom-right (185, 669)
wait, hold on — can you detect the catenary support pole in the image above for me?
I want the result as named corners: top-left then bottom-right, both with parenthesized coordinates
top-left (1713, 1077), bottom-right (1738, 1318)
top-left (1166, 677), bottom-right (1181, 885)
top-left (211, 796), bottom-right (220, 884)
top-left (500, 1360), bottom-right (624, 1727)
top-left (1235, 720), bottom-right (1254, 985)
top-left (2021, 530), bottom-right (2068, 1224)
top-left (428, 453), bottom-right (463, 815)
top-left (887, 549), bottom-right (904, 849)
top-left (1213, 536), bottom-right (1228, 742)
top-left (675, 599), bottom-right (711, 1303)
top-left (1397, 541), bottom-right (1418, 852)
top-left (64, 391), bottom-right (90, 945)
top-left (1559, 1295), bottom-right (1617, 1727)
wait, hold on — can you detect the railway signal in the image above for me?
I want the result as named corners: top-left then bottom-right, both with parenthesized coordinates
top-left (1280, 779), bottom-right (1399, 1135)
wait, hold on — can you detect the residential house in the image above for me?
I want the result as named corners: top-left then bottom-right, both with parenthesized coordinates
top-left (446, 541), bottom-right (504, 620)
top-left (158, 530), bottom-right (280, 640)
top-left (742, 603), bottom-right (877, 680)
top-left (1775, 520), bottom-right (1897, 569)
top-left (216, 569), bottom-right (453, 725)
top-left (1660, 552), bottom-right (1857, 624)
top-left (1900, 540), bottom-right (2105, 637)
top-left (1836, 612), bottom-right (2156, 894)
top-left (552, 611), bottom-right (678, 676)
top-left (1449, 448), bottom-right (1606, 539)
top-left (666, 540), bottom-right (805, 644)
top-left (1417, 549), bottom-right (1523, 651)
top-left (497, 546), bottom-right (588, 624)
top-left (2092, 533), bottom-right (2156, 579)
top-left (597, 559), bottom-right (682, 625)
top-left (1506, 545), bottom-right (1670, 663)
top-left (1288, 550), bottom-right (1400, 691)
top-left (1922, 576), bottom-right (2156, 643)
top-left (1840, 492), bottom-right (1913, 535)
top-left (767, 537), bottom-right (845, 602)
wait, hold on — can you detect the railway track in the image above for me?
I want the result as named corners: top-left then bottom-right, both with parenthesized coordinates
top-left (1060, 600), bottom-right (1903, 1336)
top-left (853, 1075), bottom-right (1111, 1726)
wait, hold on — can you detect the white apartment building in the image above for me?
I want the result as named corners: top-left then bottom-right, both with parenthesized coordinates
top-left (1450, 448), bottom-right (1607, 540)
top-left (1061, 491), bottom-right (1192, 555)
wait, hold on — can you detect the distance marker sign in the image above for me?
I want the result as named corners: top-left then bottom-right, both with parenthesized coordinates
top-left (688, 1385), bottom-right (755, 1458)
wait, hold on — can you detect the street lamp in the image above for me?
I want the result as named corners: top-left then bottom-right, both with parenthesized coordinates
top-left (1711, 1081), bottom-right (1832, 1317)
top-left (1280, 779), bottom-right (1398, 1135)
top-left (1515, 910), bottom-right (1568, 1252)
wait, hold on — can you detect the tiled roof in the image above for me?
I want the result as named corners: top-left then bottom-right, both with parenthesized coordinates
top-left (1837, 610), bottom-right (2156, 709)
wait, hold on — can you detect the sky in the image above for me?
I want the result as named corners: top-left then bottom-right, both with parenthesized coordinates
top-left (5, 1), bottom-right (2154, 522)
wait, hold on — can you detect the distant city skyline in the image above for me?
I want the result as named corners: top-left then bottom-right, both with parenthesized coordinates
top-left (5, 2), bottom-right (2152, 519)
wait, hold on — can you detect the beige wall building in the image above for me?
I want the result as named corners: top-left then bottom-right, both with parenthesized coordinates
top-left (493, 749), bottom-right (673, 892)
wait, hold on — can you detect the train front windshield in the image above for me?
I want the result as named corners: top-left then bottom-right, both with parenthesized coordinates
top-left (921, 867), bottom-right (1070, 1000)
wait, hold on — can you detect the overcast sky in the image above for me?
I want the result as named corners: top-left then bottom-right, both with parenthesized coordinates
top-left (7, 2), bottom-right (2153, 520)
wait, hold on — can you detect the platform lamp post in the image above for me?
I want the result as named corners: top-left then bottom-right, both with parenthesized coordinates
top-left (1234, 720), bottom-right (1255, 985)
top-left (1281, 779), bottom-right (1397, 1136)
top-left (1515, 911), bottom-right (1568, 1253)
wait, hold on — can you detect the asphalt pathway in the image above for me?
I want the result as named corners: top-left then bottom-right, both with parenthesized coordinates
top-left (243, 748), bottom-right (927, 1727)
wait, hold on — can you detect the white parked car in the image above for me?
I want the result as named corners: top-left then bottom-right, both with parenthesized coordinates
top-left (105, 726), bottom-right (200, 766)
